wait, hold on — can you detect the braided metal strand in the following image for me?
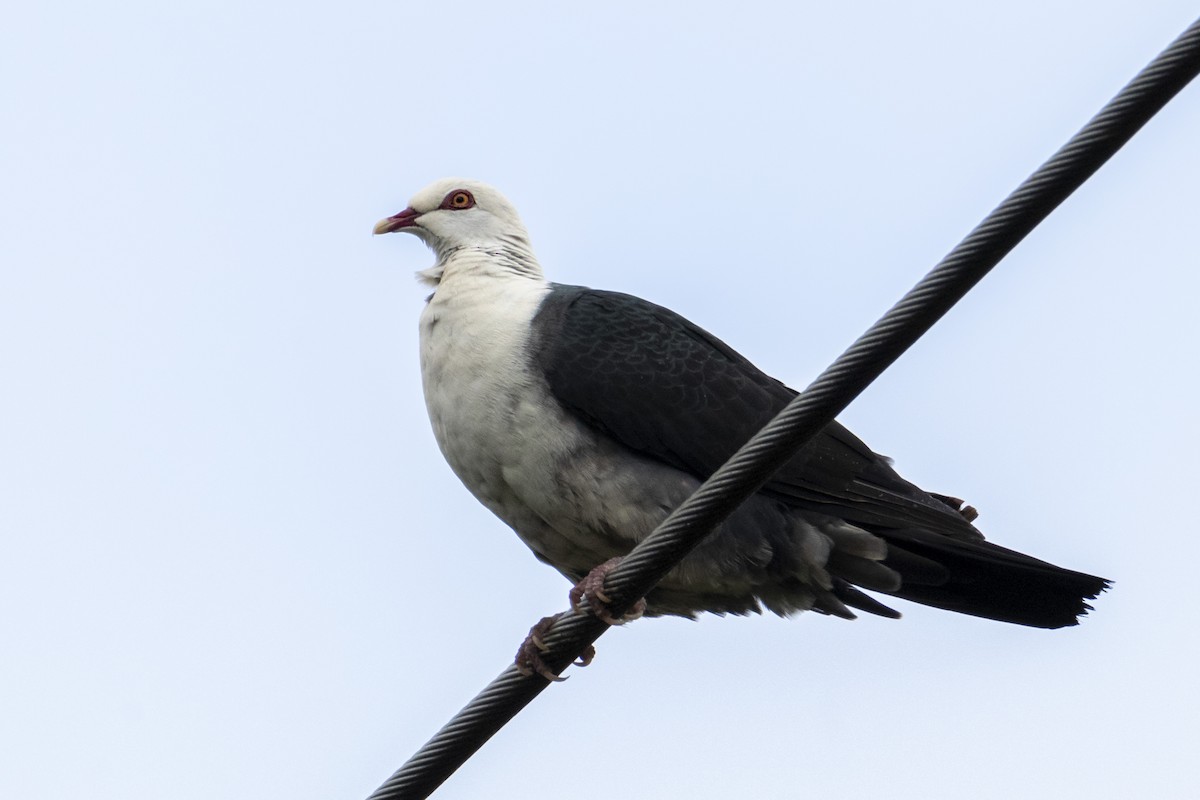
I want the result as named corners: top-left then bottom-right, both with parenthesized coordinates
top-left (367, 17), bottom-right (1200, 800)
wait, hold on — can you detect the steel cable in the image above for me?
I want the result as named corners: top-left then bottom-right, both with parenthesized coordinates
top-left (367, 17), bottom-right (1200, 800)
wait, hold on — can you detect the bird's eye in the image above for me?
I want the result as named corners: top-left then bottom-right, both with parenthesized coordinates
top-left (442, 190), bottom-right (475, 210)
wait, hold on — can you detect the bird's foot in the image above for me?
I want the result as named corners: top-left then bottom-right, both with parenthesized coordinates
top-left (515, 614), bottom-right (595, 682)
top-left (569, 557), bottom-right (647, 625)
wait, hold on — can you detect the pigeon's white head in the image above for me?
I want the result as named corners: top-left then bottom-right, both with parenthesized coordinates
top-left (374, 178), bottom-right (542, 286)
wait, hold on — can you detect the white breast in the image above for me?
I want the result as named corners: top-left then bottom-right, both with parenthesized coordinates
top-left (419, 260), bottom-right (615, 571)
top-left (420, 261), bottom-right (546, 477)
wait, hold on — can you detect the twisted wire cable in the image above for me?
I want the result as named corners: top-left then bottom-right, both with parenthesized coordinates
top-left (368, 17), bottom-right (1200, 800)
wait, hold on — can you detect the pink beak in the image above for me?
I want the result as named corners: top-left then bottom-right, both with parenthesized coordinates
top-left (373, 207), bottom-right (421, 235)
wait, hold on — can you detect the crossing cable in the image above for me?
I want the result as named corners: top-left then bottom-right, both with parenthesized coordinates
top-left (367, 17), bottom-right (1200, 800)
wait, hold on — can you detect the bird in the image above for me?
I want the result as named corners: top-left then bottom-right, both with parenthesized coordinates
top-left (374, 177), bottom-right (1109, 649)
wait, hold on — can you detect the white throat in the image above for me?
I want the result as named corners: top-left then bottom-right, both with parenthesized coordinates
top-left (416, 232), bottom-right (544, 288)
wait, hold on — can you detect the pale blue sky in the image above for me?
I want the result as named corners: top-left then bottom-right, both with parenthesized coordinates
top-left (2, 3), bottom-right (1198, 799)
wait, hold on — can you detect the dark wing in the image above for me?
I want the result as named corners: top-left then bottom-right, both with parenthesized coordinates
top-left (531, 286), bottom-right (1108, 627)
top-left (532, 285), bottom-right (979, 540)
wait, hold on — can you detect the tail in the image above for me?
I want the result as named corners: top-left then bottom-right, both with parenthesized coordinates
top-left (885, 529), bottom-right (1109, 628)
top-left (833, 527), bottom-right (1110, 628)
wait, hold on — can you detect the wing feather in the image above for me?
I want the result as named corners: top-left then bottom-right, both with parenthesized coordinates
top-left (532, 285), bottom-right (980, 540)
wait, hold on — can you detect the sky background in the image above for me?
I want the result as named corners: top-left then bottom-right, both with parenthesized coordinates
top-left (3, 3), bottom-right (1199, 799)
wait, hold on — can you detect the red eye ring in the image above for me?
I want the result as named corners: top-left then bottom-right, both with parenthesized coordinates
top-left (441, 190), bottom-right (476, 210)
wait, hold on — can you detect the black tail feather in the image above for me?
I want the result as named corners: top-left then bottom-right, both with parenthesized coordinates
top-left (831, 577), bottom-right (902, 619)
top-left (875, 528), bottom-right (1110, 629)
